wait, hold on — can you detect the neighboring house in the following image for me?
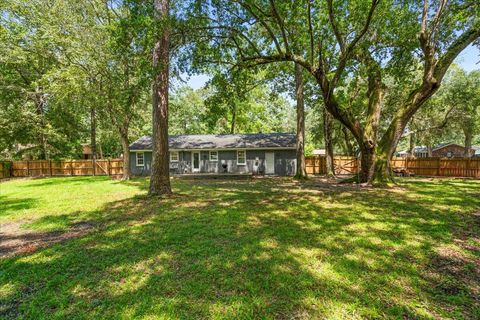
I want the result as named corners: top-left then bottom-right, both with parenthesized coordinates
top-left (81, 144), bottom-right (93, 159)
top-left (397, 143), bottom-right (475, 158)
top-left (129, 133), bottom-right (297, 176)
top-left (397, 146), bottom-right (429, 158)
top-left (431, 143), bottom-right (474, 158)
top-left (473, 146), bottom-right (480, 158)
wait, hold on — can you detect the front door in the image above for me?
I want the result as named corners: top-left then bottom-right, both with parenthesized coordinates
top-left (193, 152), bottom-right (200, 172)
top-left (265, 152), bottom-right (275, 174)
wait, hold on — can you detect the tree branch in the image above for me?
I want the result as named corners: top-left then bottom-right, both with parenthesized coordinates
top-left (435, 26), bottom-right (480, 79)
top-left (327, 0), bottom-right (345, 53)
top-left (269, 0), bottom-right (290, 54)
top-left (331, 0), bottom-right (380, 87)
top-left (239, 1), bottom-right (283, 55)
top-left (307, 0), bottom-right (314, 65)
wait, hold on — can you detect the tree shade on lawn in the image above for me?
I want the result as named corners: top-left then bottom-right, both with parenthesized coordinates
top-left (0, 176), bottom-right (479, 318)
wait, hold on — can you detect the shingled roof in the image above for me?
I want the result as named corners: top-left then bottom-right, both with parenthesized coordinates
top-left (129, 133), bottom-right (296, 150)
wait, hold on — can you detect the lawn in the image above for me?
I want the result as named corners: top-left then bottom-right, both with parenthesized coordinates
top-left (0, 176), bottom-right (479, 319)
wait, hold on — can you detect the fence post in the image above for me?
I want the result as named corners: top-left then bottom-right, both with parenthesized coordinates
top-left (9, 161), bottom-right (13, 178)
top-left (437, 158), bottom-right (441, 176)
top-left (466, 158), bottom-right (470, 177)
top-left (70, 160), bottom-right (74, 176)
top-left (26, 160), bottom-right (30, 177)
top-left (49, 160), bottom-right (53, 176)
top-left (92, 158), bottom-right (96, 176)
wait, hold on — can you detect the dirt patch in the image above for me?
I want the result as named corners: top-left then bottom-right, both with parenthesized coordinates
top-left (0, 221), bottom-right (94, 259)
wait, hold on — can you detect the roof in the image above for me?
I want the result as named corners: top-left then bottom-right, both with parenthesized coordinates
top-left (401, 143), bottom-right (471, 154)
top-left (82, 144), bottom-right (92, 155)
top-left (432, 143), bottom-right (465, 151)
top-left (129, 133), bottom-right (296, 151)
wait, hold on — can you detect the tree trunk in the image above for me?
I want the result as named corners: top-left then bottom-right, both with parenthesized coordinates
top-left (357, 55), bottom-right (384, 184)
top-left (464, 128), bottom-right (473, 157)
top-left (90, 106), bottom-right (97, 163)
top-left (120, 129), bottom-right (131, 180)
top-left (342, 126), bottom-right (354, 156)
top-left (323, 107), bottom-right (335, 177)
top-left (408, 133), bottom-right (415, 157)
top-left (372, 67), bottom-right (444, 182)
top-left (294, 63), bottom-right (307, 179)
top-left (149, 0), bottom-right (172, 196)
top-left (427, 145), bottom-right (433, 157)
top-left (230, 103), bottom-right (236, 134)
top-left (98, 143), bottom-right (103, 159)
top-left (35, 89), bottom-right (47, 160)
top-left (358, 144), bottom-right (376, 183)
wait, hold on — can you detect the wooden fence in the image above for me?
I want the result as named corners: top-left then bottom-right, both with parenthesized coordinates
top-left (2, 157), bottom-right (480, 179)
top-left (0, 159), bottom-right (123, 179)
top-left (305, 156), bottom-right (359, 175)
top-left (306, 156), bottom-right (480, 178)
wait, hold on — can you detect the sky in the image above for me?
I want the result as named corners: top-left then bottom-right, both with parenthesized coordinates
top-left (185, 45), bottom-right (480, 90)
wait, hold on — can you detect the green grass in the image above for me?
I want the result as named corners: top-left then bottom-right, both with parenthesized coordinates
top-left (1, 176), bottom-right (479, 319)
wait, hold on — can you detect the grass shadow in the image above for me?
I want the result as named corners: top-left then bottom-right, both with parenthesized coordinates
top-left (0, 195), bottom-right (39, 218)
top-left (0, 177), bottom-right (479, 318)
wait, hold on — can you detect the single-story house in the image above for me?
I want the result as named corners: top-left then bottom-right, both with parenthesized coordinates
top-left (397, 143), bottom-right (475, 158)
top-left (129, 133), bottom-right (297, 176)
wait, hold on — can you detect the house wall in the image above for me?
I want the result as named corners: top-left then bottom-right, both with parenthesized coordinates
top-left (129, 149), bottom-right (296, 176)
top-left (130, 151), bottom-right (153, 176)
top-left (432, 145), bottom-right (469, 158)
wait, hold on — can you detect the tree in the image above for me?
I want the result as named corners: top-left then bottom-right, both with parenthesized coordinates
top-left (0, 0), bottom-right (96, 160)
top-left (149, 0), bottom-right (172, 196)
top-left (446, 69), bottom-right (480, 157)
top-left (405, 66), bottom-right (480, 157)
top-left (203, 69), bottom-right (295, 134)
top-left (192, 0), bottom-right (480, 184)
top-left (169, 87), bottom-right (209, 135)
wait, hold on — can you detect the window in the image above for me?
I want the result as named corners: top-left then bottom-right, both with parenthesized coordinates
top-left (170, 151), bottom-right (179, 162)
top-left (447, 151), bottom-right (453, 158)
top-left (209, 151), bottom-right (218, 161)
top-left (136, 152), bottom-right (144, 166)
top-left (237, 150), bottom-right (246, 165)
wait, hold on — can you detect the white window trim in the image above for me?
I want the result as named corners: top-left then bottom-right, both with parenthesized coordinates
top-left (237, 149), bottom-right (246, 165)
top-left (209, 150), bottom-right (218, 161)
top-left (136, 152), bottom-right (145, 167)
top-left (170, 151), bottom-right (179, 162)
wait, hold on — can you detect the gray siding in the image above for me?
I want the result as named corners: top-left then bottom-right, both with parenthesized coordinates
top-left (273, 150), bottom-right (296, 176)
top-left (130, 151), bottom-right (152, 176)
top-left (129, 149), bottom-right (296, 176)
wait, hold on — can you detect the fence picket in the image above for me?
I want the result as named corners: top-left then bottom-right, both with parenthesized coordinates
top-left (1, 157), bottom-right (480, 179)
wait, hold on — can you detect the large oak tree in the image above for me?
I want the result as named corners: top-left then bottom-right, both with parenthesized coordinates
top-left (192, 0), bottom-right (480, 183)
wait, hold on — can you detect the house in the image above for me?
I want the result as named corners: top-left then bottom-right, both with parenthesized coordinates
top-left (431, 143), bottom-right (474, 158)
top-left (129, 133), bottom-right (297, 176)
top-left (473, 146), bottom-right (480, 158)
top-left (397, 143), bottom-right (475, 158)
top-left (81, 144), bottom-right (93, 159)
